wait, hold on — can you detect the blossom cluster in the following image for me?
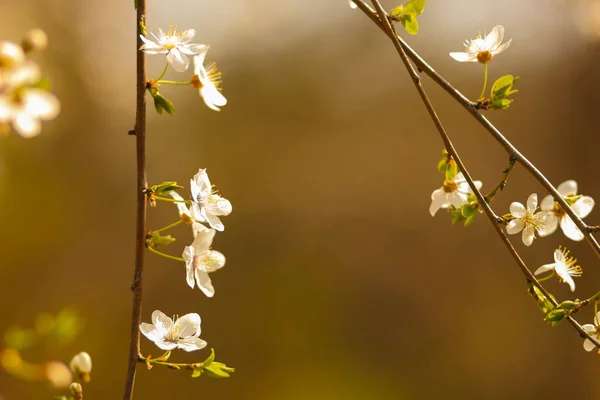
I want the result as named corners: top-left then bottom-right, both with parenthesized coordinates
top-left (0, 29), bottom-right (60, 138)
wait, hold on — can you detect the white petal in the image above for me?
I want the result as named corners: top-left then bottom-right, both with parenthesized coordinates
top-left (583, 324), bottom-right (596, 333)
top-left (192, 48), bottom-right (210, 75)
top-left (153, 340), bottom-right (178, 351)
top-left (522, 226), bottom-right (534, 246)
top-left (534, 263), bottom-right (556, 275)
top-left (202, 210), bottom-right (225, 231)
top-left (190, 226), bottom-right (215, 253)
top-left (151, 310), bottom-right (174, 333)
top-left (558, 180), bottom-right (578, 197)
top-left (13, 112), bottom-right (41, 138)
top-left (540, 195), bottom-right (554, 211)
top-left (509, 202), bottom-right (526, 218)
top-left (192, 169), bottom-right (212, 198)
top-left (584, 338), bottom-right (596, 352)
top-left (183, 246), bottom-right (196, 288)
top-left (537, 213), bottom-right (557, 237)
top-left (200, 85), bottom-right (227, 111)
top-left (166, 49), bottom-right (189, 72)
top-left (506, 219), bottom-right (524, 234)
top-left (560, 216), bottom-right (584, 241)
top-left (177, 337), bottom-right (207, 352)
top-left (175, 313), bottom-right (201, 337)
top-left (180, 43), bottom-right (207, 55)
top-left (572, 196), bottom-right (594, 219)
top-left (491, 39), bottom-right (511, 56)
top-left (170, 192), bottom-right (190, 217)
top-left (203, 250), bottom-right (226, 272)
top-left (553, 248), bottom-right (565, 264)
top-left (526, 193), bottom-right (538, 211)
top-left (429, 189), bottom-right (445, 216)
top-left (195, 269), bottom-right (215, 298)
top-left (484, 25), bottom-right (504, 51)
top-left (139, 323), bottom-right (161, 341)
top-left (180, 29), bottom-right (196, 44)
top-left (449, 52), bottom-right (476, 62)
top-left (561, 273), bottom-right (576, 292)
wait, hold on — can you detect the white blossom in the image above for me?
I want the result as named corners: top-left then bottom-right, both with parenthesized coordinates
top-left (69, 352), bottom-right (92, 375)
top-left (582, 312), bottom-right (600, 352)
top-left (0, 41), bottom-right (25, 69)
top-left (541, 180), bottom-right (595, 242)
top-left (0, 88), bottom-right (60, 138)
top-left (170, 191), bottom-right (206, 237)
top-left (534, 247), bottom-right (582, 292)
top-left (140, 310), bottom-right (207, 352)
top-left (182, 225), bottom-right (225, 298)
top-left (450, 25), bottom-right (511, 64)
top-left (429, 172), bottom-right (482, 217)
top-left (506, 193), bottom-right (555, 246)
top-left (192, 48), bottom-right (227, 111)
top-left (190, 169), bottom-right (232, 231)
top-left (139, 27), bottom-right (206, 72)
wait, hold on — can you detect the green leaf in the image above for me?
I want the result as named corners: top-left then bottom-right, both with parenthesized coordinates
top-left (463, 214), bottom-right (476, 227)
top-left (491, 98), bottom-right (513, 110)
top-left (191, 368), bottom-right (203, 378)
top-left (404, 0), bottom-right (426, 16)
top-left (401, 14), bottom-right (419, 35)
top-left (389, 5), bottom-right (404, 19)
top-left (203, 362), bottom-right (235, 378)
top-left (437, 158), bottom-right (447, 174)
top-left (153, 93), bottom-right (175, 115)
top-left (202, 348), bottom-right (216, 367)
top-left (491, 75), bottom-right (518, 99)
top-left (151, 181), bottom-right (183, 196)
top-left (445, 162), bottom-right (458, 180)
top-left (151, 233), bottom-right (176, 248)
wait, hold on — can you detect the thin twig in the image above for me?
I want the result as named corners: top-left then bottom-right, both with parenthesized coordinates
top-left (359, 0), bottom-right (600, 348)
top-left (123, 1), bottom-right (148, 398)
top-left (351, 0), bottom-right (600, 258)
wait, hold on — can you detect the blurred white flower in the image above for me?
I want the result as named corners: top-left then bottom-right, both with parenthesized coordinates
top-left (170, 191), bottom-right (207, 237)
top-left (43, 361), bottom-right (72, 388)
top-left (506, 193), bottom-right (555, 246)
top-left (534, 247), bottom-right (582, 292)
top-left (190, 169), bottom-right (232, 231)
top-left (541, 180), bottom-right (595, 241)
top-left (140, 310), bottom-right (206, 352)
top-left (0, 41), bottom-right (25, 69)
top-left (22, 29), bottom-right (48, 52)
top-left (140, 27), bottom-right (206, 72)
top-left (0, 88), bottom-right (60, 138)
top-left (192, 48), bottom-right (227, 111)
top-left (582, 312), bottom-right (600, 352)
top-left (182, 224), bottom-right (225, 298)
top-left (450, 25), bottom-right (511, 64)
top-left (69, 352), bottom-right (92, 374)
top-left (429, 172), bottom-right (482, 216)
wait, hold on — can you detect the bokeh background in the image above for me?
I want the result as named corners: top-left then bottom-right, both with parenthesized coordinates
top-left (2, 0), bottom-right (600, 398)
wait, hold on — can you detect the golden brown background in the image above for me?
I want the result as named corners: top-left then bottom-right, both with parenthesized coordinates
top-left (1, 0), bottom-right (600, 398)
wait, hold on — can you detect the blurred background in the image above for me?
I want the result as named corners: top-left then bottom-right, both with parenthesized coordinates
top-left (1, 0), bottom-right (600, 398)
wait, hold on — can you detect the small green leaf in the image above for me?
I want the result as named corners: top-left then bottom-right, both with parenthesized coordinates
top-left (401, 14), bottom-right (419, 35)
top-left (203, 362), bottom-right (235, 378)
top-left (151, 181), bottom-right (183, 196)
top-left (404, 0), bottom-right (426, 16)
top-left (389, 5), bottom-right (404, 19)
top-left (153, 93), bottom-right (175, 115)
top-left (437, 158), bottom-right (447, 174)
top-left (463, 214), bottom-right (476, 227)
top-left (191, 368), bottom-right (203, 378)
top-left (151, 233), bottom-right (176, 248)
top-left (202, 348), bottom-right (216, 367)
top-left (445, 161), bottom-right (458, 180)
top-left (450, 209), bottom-right (463, 225)
top-left (491, 98), bottom-right (513, 110)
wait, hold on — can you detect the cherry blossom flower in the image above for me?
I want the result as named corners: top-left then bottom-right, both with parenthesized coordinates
top-left (506, 193), bottom-right (555, 246)
top-left (534, 247), bottom-right (582, 292)
top-left (0, 41), bottom-right (25, 69)
top-left (182, 225), bottom-right (225, 298)
top-left (69, 352), bottom-right (92, 382)
top-left (429, 172), bottom-right (482, 216)
top-left (450, 25), bottom-right (511, 64)
top-left (140, 310), bottom-right (207, 352)
top-left (190, 169), bottom-right (232, 231)
top-left (140, 27), bottom-right (206, 72)
top-left (541, 180), bottom-right (595, 242)
top-left (582, 312), bottom-right (600, 352)
top-left (170, 191), bottom-right (206, 237)
top-left (0, 89), bottom-right (60, 138)
top-left (191, 48), bottom-right (227, 111)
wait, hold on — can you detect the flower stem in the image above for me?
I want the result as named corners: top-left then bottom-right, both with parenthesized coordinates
top-left (153, 195), bottom-right (191, 204)
top-left (155, 62), bottom-right (169, 82)
top-left (478, 63), bottom-right (488, 100)
top-left (536, 274), bottom-right (555, 283)
top-left (156, 80), bottom-right (191, 86)
top-left (147, 246), bottom-right (185, 262)
top-left (153, 220), bottom-right (183, 234)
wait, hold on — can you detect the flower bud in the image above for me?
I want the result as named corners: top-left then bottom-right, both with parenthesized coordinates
top-left (70, 382), bottom-right (83, 399)
top-left (0, 41), bottom-right (25, 69)
top-left (43, 361), bottom-right (72, 388)
top-left (69, 352), bottom-right (92, 382)
top-left (21, 29), bottom-right (48, 52)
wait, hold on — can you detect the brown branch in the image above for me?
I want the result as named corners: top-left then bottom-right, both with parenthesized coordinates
top-left (351, 0), bottom-right (600, 258)
top-left (358, 0), bottom-right (600, 348)
top-left (123, 1), bottom-right (148, 399)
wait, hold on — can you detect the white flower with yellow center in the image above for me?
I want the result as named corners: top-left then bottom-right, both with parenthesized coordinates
top-left (582, 312), bottom-right (600, 352)
top-left (191, 48), bottom-right (227, 111)
top-left (182, 225), bottom-right (226, 298)
top-left (450, 25), bottom-right (511, 64)
top-left (534, 247), bottom-right (582, 292)
top-left (506, 193), bottom-right (555, 246)
top-left (190, 168), bottom-right (232, 231)
top-left (0, 41), bottom-right (25, 69)
top-left (140, 310), bottom-right (206, 352)
top-left (540, 180), bottom-right (595, 242)
top-left (140, 26), bottom-right (206, 72)
top-left (170, 191), bottom-right (207, 237)
top-left (429, 172), bottom-right (482, 216)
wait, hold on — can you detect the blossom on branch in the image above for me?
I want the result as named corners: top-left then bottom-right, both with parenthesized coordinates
top-left (582, 313), bottom-right (600, 352)
top-left (170, 191), bottom-right (207, 237)
top-left (534, 247), bottom-right (582, 292)
top-left (429, 172), bottom-right (482, 216)
top-left (191, 48), bottom-right (227, 111)
top-left (541, 180), bottom-right (595, 242)
top-left (190, 169), bottom-right (232, 231)
top-left (182, 224), bottom-right (226, 298)
top-left (140, 27), bottom-right (206, 72)
top-left (140, 310), bottom-right (207, 352)
top-left (69, 352), bottom-right (92, 382)
top-left (450, 25), bottom-right (511, 64)
top-left (506, 193), bottom-right (555, 246)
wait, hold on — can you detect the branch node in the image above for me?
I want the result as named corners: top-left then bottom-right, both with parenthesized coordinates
top-left (128, 130), bottom-right (136, 136)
